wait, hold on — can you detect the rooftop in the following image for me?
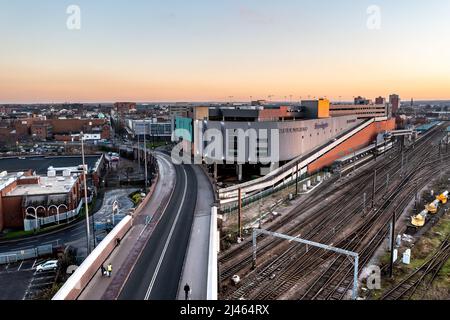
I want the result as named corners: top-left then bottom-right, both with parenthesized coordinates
top-left (5, 175), bottom-right (79, 197)
top-left (0, 155), bottom-right (102, 175)
top-left (0, 171), bottom-right (25, 191)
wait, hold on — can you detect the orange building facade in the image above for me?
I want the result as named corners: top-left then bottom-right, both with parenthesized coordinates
top-left (307, 118), bottom-right (396, 173)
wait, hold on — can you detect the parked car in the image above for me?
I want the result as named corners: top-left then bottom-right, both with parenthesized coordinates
top-left (36, 260), bottom-right (58, 272)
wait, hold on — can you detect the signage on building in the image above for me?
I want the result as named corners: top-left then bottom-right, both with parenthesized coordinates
top-left (315, 122), bottom-right (329, 130)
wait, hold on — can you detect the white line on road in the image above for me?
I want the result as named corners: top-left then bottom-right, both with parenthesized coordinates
top-left (30, 281), bottom-right (55, 288)
top-left (138, 154), bottom-right (175, 240)
top-left (144, 166), bottom-right (188, 300)
top-left (17, 261), bottom-right (24, 271)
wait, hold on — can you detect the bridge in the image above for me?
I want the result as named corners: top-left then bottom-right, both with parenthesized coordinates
top-left (52, 151), bottom-right (218, 300)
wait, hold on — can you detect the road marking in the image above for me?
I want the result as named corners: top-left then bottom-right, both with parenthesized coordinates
top-left (31, 259), bottom-right (37, 269)
top-left (137, 154), bottom-right (176, 240)
top-left (22, 271), bottom-right (37, 300)
top-left (17, 261), bottom-right (24, 271)
top-left (144, 166), bottom-right (188, 300)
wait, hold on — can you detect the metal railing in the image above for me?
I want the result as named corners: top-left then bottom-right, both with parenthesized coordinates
top-left (0, 244), bottom-right (53, 265)
top-left (23, 196), bottom-right (91, 231)
top-left (220, 170), bottom-right (328, 214)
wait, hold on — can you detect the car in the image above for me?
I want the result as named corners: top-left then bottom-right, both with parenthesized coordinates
top-left (36, 260), bottom-right (58, 272)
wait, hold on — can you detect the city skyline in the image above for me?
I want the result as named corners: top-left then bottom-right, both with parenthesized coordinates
top-left (1, 0), bottom-right (450, 103)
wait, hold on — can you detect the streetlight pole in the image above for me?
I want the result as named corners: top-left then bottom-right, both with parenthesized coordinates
top-left (137, 129), bottom-right (140, 172)
top-left (144, 123), bottom-right (148, 189)
top-left (81, 132), bottom-right (91, 255)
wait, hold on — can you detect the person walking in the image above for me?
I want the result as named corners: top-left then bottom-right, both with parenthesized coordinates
top-left (100, 265), bottom-right (106, 277)
top-left (107, 263), bottom-right (112, 277)
top-left (183, 283), bottom-right (191, 300)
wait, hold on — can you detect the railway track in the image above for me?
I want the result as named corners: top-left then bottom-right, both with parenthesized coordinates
top-left (380, 234), bottom-right (450, 300)
top-left (219, 142), bottom-right (403, 279)
top-left (261, 151), bottom-right (442, 300)
top-left (219, 124), bottom-right (449, 300)
top-left (296, 132), bottom-right (450, 300)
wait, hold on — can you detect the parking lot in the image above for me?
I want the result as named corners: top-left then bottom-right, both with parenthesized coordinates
top-left (0, 259), bottom-right (57, 300)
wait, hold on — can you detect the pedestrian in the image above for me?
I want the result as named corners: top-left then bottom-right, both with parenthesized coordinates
top-left (101, 265), bottom-right (106, 277)
top-left (107, 263), bottom-right (112, 277)
top-left (184, 283), bottom-right (191, 300)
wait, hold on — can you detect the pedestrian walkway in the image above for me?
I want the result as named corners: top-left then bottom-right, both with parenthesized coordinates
top-left (177, 165), bottom-right (214, 300)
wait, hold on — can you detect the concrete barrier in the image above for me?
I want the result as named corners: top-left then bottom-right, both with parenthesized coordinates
top-left (52, 215), bottom-right (132, 300)
top-left (206, 206), bottom-right (218, 300)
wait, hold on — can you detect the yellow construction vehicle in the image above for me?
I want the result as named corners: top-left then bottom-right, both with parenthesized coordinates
top-left (436, 191), bottom-right (449, 204)
top-left (411, 211), bottom-right (426, 227)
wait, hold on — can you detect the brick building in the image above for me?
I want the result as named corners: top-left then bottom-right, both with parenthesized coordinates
top-left (50, 118), bottom-right (111, 141)
top-left (0, 170), bottom-right (82, 231)
top-left (114, 102), bottom-right (137, 114)
top-left (31, 121), bottom-right (53, 140)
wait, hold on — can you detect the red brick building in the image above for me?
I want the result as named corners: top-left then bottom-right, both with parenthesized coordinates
top-left (31, 121), bottom-right (53, 140)
top-left (0, 170), bottom-right (82, 231)
top-left (114, 102), bottom-right (136, 114)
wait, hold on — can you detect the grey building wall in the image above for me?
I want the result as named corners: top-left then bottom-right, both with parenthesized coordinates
top-left (195, 115), bottom-right (362, 163)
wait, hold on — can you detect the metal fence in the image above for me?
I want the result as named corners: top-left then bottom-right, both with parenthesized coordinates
top-left (221, 170), bottom-right (330, 215)
top-left (94, 214), bottom-right (126, 231)
top-left (23, 196), bottom-right (91, 231)
top-left (0, 244), bottom-right (53, 265)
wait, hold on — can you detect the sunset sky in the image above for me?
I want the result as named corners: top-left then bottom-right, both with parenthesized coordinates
top-left (1, 0), bottom-right (450, 103)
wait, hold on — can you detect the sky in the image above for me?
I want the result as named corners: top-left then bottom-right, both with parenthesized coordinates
top-left (1, 0), bottom-right (450, 103)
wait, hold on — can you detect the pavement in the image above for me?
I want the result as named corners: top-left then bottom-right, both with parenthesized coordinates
top-left (177, 165), bottom-right (214, 300)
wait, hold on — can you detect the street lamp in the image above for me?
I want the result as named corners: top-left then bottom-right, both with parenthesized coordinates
top-left (143, 123), bottom-right (148, 189)
top-left (112, 198), bottom-right (119, 226)
top-left (80, 132), bottom-right (91, 254)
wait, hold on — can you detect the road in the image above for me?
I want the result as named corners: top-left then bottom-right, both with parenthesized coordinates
top-left (119, 164), bottom-right (198, 300)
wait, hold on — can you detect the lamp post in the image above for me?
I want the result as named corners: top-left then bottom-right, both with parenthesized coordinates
top-left (81, 132), bottom-right (91, 254)
top-left (137, 128), bottom-right (140, 172)
top-left (144, 123), bottom-right (148, 189)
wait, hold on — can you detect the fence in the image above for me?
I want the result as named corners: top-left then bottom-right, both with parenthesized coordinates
top-left (0, 244), bottom-right (53, 265)
top-left (23, 196), bottom-right (92, 232)
top-left (94, 214), bottom-right (126, 231)
top-left (221, 170), bottom-right (330, 215)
